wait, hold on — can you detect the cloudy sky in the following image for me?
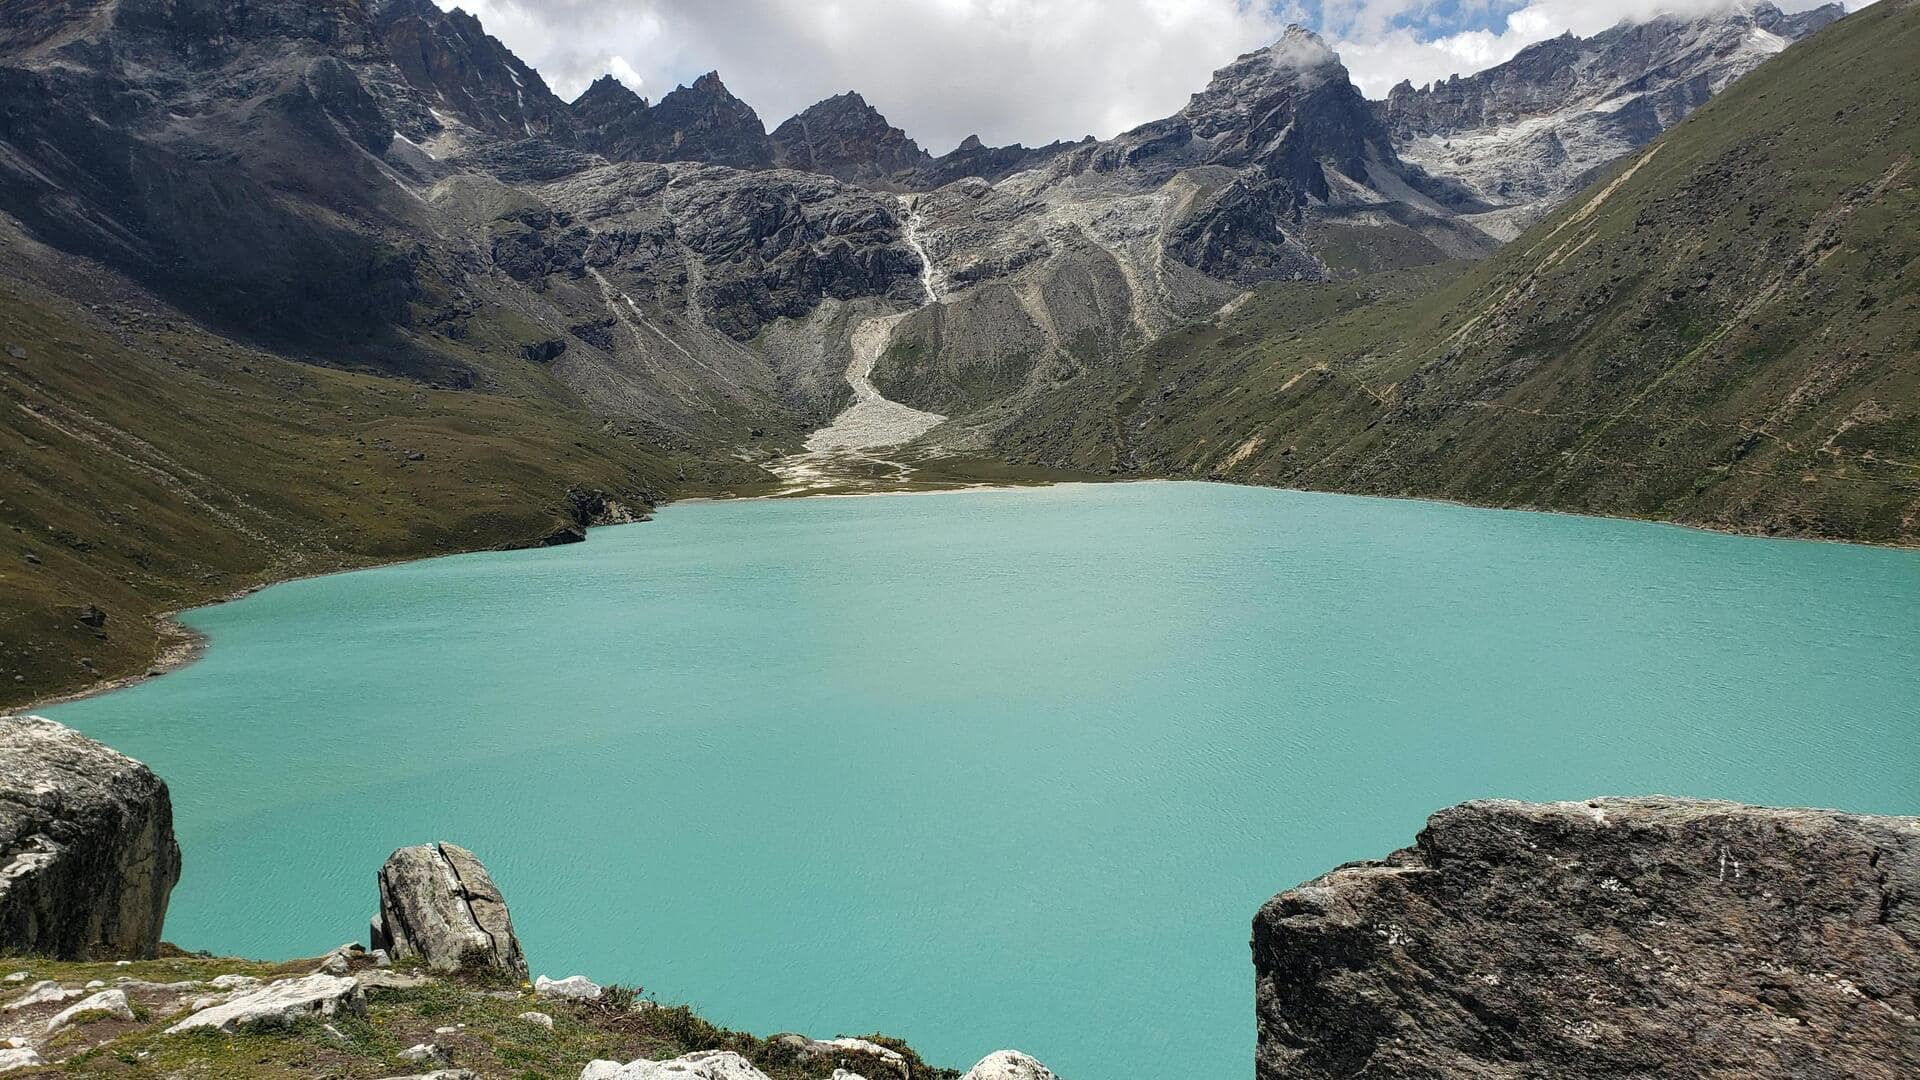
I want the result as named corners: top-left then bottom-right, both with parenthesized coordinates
top-left (444, 0), bottom-right (1863, 153)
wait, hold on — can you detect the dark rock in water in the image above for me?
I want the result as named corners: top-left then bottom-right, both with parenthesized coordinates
top-left (371, 842), bottom-right (528, 979)
top-left (0, 716), bottom-right (181, 959)
top-left (1252, 797), bottom-right (1919, 1079)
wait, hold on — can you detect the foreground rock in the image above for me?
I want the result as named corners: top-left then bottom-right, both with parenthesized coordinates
top-left (581, 1049), bottom-right (771, 1080)
top-left (534, 974), bottom-right (602, 1000)
top-left (771, 1034), bottom-right (908, 1078)
top-left (372, 843), bottom-right (528, 979)
top-left (958, 1051), bottom-right (1058, 1080)
top-left (0, 716), bottom-right (182, 959)
top-left (1253, 797), bottom-right (1920, 1079)
top-left (166, 973), bottom-right (366, 1033)
top-left (44, 987), bottom-right (134, 1032)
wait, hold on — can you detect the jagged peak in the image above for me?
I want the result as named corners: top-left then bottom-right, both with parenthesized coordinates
top-left (574, 73), bottom-right (647, 111)
top-left (686, 70), bottom-right (733, 95)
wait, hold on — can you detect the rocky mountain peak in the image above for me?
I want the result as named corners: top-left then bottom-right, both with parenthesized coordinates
top-left (371, 0), bottom-right (571, 140)
top-left (569, 67), bottom-right (773, 168)
top-left (770, 89), bottom-right (930, 185)
top-left (1380, 0), bottom-right (1847, 237)
top-left (1178, 25), bottom-right (1360, 148)
top-left (572, 72), bottom-right (648, 117)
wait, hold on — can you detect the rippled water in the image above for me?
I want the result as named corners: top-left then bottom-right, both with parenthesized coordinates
top-left (46, 482), bottom-right (1920, 1079)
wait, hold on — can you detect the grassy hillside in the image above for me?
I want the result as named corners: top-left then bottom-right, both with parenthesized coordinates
top-left (0, 227), bottom-right (759, 709)
top-left (0, 952), bottom-right (954, 1080)
top-left (1002, 0), bottom-right (1920, 544)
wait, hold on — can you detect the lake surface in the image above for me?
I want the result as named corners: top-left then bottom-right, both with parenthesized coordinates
top-left (45, 482), bottom-right (1920, 1079)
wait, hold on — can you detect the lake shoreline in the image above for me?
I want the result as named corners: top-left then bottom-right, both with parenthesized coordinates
top-left (21, 470), bottom-right (1915, 714)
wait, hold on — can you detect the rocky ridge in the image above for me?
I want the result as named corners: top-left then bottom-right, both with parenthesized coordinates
top-left (1381, 1), bottom-right (1845, 237)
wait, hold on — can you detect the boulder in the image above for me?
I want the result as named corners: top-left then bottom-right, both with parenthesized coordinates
top-left (1252, 797), bottom-right (1920, 1080)
top-left (166, 973), bottom-right (366, 1033)
top-left (959, 1051), bottom-right (1058, 1080)
top-left (45, 987), bottom-right (134, 1032)
top-left (371, 843), bottom-right (527, 979)
top-left (4, 980), bottom-right (80, 1010)
top-left (580, 1050), bottom-right (772, 1080)
top-left (0, 1048), bottom-right (46, 1073)
top-left (518, 1010), bottom-right (553, 1029)
top-left (0, 716), bottom-right (181, 959)
top-left (771, 1035), bottom-right (908, 1079)
top-left (533, 974), bottom-right (601, 1000)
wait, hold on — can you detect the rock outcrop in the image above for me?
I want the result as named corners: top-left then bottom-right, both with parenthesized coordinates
top-left (771, 1034), bottom-right (908, 1079)
top-left (581, 1049), bottom-right (772, 1080)
top-left (1252, 797), bottom-right (1919, 1079)
top-left (0, 716), bottom-right (181, 960)
top-left (958, 1051), bottom-right (1058, 1080)
top-left (165, 973), bottom-right (366, 1033)
top-left (371, 843), bottom-right (528, 979)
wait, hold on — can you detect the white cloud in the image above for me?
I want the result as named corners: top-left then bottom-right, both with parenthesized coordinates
top-left (606, 55), bottom-right (644, 93)
top-left (1330, 0), bottom-right (1872, 98)
top-left (440, 0), bottom-right (1869, 151)
top-left (445, 0), bottom-right (1289, 152)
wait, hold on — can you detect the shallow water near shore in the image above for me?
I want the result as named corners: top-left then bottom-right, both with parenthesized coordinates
top-left (45, 481), bottom-right (1920, 1079)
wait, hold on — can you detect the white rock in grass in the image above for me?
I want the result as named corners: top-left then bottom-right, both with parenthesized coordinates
top-left (0, 1048), bottom-right (48, 1073)
top-left (960, 1051), bottom-right (1058, 1080)
top-left (1, 973), bottom-right (27, 984)
top-left (5, 981), bottom-right (79, 1010)
top-left (207, 974), bottom-right (260, 991)
top-left (166, 973), bottom-right (364, 1033)
top-left (534, 974), bottom-right (602, 1000)
top-left (518, 1010), bottom-right (553, 1029)
top-left (580, 1050), bottom-right (773, 1080)
top-left (46, 988), bottom-right (135, 1032)
top-left (399, 1043), bottom-right (444, 1063)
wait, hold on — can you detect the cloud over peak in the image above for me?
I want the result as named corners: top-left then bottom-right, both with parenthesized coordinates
top-left (444, 0), bottom-right (1862, 151)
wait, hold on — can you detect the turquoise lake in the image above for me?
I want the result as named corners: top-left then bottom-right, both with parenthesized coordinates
top-left (44, 481), bottom-right (1920, 1079)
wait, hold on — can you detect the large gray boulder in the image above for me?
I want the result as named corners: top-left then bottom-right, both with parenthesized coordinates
top-left (166, 973), bottom-right (365, 1033)
top-left (0, 716), bottom-right (181, 959)
top-left (371, 843), bottom-right (527, 979)
top-left (1253, 797), bottom-right (1920, 1080)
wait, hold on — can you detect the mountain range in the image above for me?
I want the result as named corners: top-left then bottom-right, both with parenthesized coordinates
top-left (1, 0), bottom-right (1912, 704)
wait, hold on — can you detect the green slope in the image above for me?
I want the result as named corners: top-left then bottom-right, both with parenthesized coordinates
top-left (1005, 0), bottom-right (1920, 544)
top-left (0, 230), bottom-right (758, 708)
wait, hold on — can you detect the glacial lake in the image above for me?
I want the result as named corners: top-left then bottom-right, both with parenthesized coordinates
top-left (45, 481), bottom-right (1920, 1079)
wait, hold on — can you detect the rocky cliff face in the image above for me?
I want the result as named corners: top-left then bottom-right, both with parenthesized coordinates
top-left (371, 0), bottom-right (572, 142)
top-left (1253, 797), bottom-right (1919, 1079)
top-left (1381, 2), bottom-right (1845, 237)
top-left (0, 716), bottom-right (181, 959)
top-left (574, 72), bottom-right (775, 170)
top-left (771, 92), bottom-right (931, 187)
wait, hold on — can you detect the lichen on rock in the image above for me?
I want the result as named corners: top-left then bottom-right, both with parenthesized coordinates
top-left (0, 716), bottom-right (181, 960)
top-left (1252, 797), bottom-right (1920, 1079)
